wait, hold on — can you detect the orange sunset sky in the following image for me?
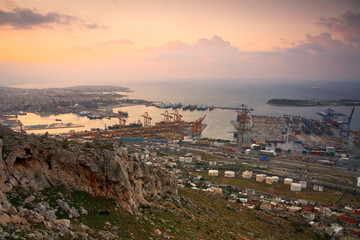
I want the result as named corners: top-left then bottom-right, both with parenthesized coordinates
top-left (0, 0), bottom-right (359, 87)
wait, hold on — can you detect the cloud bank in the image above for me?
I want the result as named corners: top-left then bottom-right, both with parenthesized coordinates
top-left (0, 7), bottom-right (105, 29)
top-left (319, 11), bottom-right (360, 44)
top-left (1, 10), bottom-right (359, 85)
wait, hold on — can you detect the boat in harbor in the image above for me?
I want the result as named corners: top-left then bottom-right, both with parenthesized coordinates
top-left (108, 120), bottom-right (143, 129)
top-left (157, 103), bottom-right (173, 109)
top-left (183, 104), bottom-right (191, 110)
top-left (197, 104), bottom-right (208, 111)
top-left (190, 105), bottom-right (197, 111)
top-left (79, 111), bottom-right (92, 116)
top-left (87, 114), bottom-right (103, 119)
top-left (125, 122), bottom-right (143, 128)
top-left (172, 103), bottom-right (182, 109)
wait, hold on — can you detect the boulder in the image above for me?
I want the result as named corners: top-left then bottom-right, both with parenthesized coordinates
top-left (53, 219), bottom-right (71, 229)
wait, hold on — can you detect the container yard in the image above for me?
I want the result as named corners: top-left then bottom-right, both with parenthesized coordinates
top-left (250, 115), bottom-right (287, 145)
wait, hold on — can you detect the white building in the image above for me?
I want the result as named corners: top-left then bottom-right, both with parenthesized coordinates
top-left (224, 171), bottom-right (235, 178)
top-left (208, 170), bottom-right (219, 176)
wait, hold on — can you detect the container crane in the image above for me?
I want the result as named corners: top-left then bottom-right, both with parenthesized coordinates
top-left (317, 108), bottom-right (345, 127)
top-left (141, 112), bottom-right (152, 127)
top-left (118, 115), bottom-right (126, 127)
top-left (161, 110), bottom-right (173, 123)
top-left (339, 107), bottom-right (355, 137)
top-left (171, 110), bottom-right (183, 122)
top-left (231, 105), bottom-right (253, 144)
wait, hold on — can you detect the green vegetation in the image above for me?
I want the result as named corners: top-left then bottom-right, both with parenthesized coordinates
top-left (6, 186), bottom-right (322, 239)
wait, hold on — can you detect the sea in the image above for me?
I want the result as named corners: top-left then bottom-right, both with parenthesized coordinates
top-left (15, 80), bottom-right (360, 140)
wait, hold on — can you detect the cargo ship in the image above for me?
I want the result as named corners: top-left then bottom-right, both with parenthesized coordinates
top-left (108, 120), bottom-right (142, 129)
top-left (172, 103), bottom-right (182, 109)
top-left (197, 104), bottom-right (208, 111)
top-left (79, 111), bottom-right (91, 116)
top-left (87, 114), bottom-right (103, 119)
top-left (156, 103), bottom-right (173, 109)
top-left (190, 105), bottom-right (197, 111)
top-left (183, 104), bottom-right (191, 110)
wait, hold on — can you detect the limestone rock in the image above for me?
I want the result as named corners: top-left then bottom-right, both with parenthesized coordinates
top-left (0, 213), bottom-right (11, 226)
top-left (79, 206), bottom-right (88, 215)
top-left (43, 210), bottom-right (57, 222)
top-left (57, 200), bottom-right (71, 213)
top-left (54, 219), bottom-right (71, 229)
top-left (69, 207), bottom-right (80, 218)
top-left (0, 126), bottom-right (179, 213)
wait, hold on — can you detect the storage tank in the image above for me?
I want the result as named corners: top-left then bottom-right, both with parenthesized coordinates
top-left (290, 183), bottom-right (302, 192)
top-left (272, 176), bottom-right (279, 183)
top-left (242, 170), bottom-right (253, 179)
top-left (299, 181), bottom-right (307, 189)
top-left (256, 174), bottom-right (265, 182)
top-left (224, 171), bottom-right (235, 178)
top-left (208, 170), bottom-right (219, 176)
top-left (265, 176), bottom-right (274, 184)
top-left (284, 178), bottom-right (293, 185)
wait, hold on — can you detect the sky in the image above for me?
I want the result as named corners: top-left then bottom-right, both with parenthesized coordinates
top-left (0, 0), bottom-right (360, 87)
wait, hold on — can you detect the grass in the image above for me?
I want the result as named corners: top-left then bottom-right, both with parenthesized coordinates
top-left (337, 193), bottom-right (360, 206)
top-left (6, 186), bottom-right (323, 239)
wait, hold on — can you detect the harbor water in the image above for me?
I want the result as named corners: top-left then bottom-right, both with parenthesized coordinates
top-left (16, 81), bottom-right (360, 140)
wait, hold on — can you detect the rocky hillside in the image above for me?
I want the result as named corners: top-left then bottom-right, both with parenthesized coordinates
top-left (0, 125), bottom-right (178, 213)
top-left (0, 126), bottom-right (324, 239)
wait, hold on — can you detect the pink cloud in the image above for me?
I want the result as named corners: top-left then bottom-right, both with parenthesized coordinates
top-left (319, 11), bottom-right (360, 43)
top-left (141, 34), bottom-right (360, 81)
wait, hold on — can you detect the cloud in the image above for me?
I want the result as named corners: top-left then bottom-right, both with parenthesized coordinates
top-left (142, 34), bottom-right (360, 81)
top-left (145, 35), bottom-right (239, 63)
top-left (1, 33), bottom-right (359, 86)
top-left (96, 39), bottom-right (134, 46)
top-left (319, 11), bottom-right (360, 43)
top-left (0, 7), bottom-right (106, 29)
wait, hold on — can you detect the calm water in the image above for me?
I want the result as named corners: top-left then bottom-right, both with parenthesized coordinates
top-left (16, 81), bottom-right (360, 140)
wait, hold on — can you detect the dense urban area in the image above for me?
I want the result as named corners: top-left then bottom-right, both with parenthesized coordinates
top-left (1, 86), bottom-right (360, 239)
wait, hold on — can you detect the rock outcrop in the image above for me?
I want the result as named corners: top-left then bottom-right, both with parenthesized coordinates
top-left (0, 125), bottom-right (178, 212)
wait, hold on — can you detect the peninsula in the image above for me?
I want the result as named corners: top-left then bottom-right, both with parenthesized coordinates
top-left (267, 98), bottom-right (360, 107)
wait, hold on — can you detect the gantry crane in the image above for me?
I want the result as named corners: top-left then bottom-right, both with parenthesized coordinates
top-left (339, 107), bottom-right (355, 137)
top-left (231, 104), bottom-right (253, 144)
top-left (118, 115), bottom-right (126, 127)
top-left (171, 110), bottom-right (183, 122)
top-left (161, 110), bottom-right (173, 123)
top-left (317, 108), bottom-right (345, 127)
top-left (141, 112), bottom-right (152, 127)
